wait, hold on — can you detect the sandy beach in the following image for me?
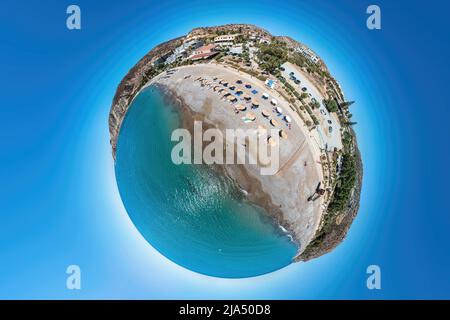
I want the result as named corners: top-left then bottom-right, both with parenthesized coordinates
top-left (147, 63), bottom-right (325, 255)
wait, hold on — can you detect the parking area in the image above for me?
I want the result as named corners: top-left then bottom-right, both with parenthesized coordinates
top-left (281, 62), bottom-right (342, 151)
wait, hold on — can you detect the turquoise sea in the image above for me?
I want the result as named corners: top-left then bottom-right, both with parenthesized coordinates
top-left (115, 86), bottom-right (298, 278)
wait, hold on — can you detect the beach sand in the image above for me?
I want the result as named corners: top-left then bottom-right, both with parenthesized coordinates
top-left (150, 63), bottom-right (324, 256)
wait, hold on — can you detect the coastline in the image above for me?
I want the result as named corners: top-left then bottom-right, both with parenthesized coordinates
top-left (150, 64), bottom-right (325, 255)
top-left (155, 83), bottom-right (301, 251)
top-left (296, 139), bottom-right (363, 261)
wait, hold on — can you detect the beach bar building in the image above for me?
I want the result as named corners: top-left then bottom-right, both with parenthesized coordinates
top-left (189, 44), bottom-right (219, 61)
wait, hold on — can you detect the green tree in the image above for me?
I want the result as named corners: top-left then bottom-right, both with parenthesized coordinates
top-left (341, 100), bottom-right (355, 108)
top-left (257, 41), bottom-right (288, 74)
top-left (323, 99), bottom-right (338, 112)
top-left (327, 153), bottom-right (357, 213)
top-left (311, 101), bottom-right (320, 109)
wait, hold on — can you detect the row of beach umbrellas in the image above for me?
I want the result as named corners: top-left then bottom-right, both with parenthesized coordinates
top-left (202, 76), bottom-right (291, 137)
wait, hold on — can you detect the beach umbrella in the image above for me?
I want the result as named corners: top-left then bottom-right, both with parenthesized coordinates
top-left (268, 136), bottom-right (277, 147)
top-left (270, 119), bottom-right (279, 126)
top-left (279, 130), bottom-right (288, 139)
top-left (229, 85), bottom-right (236, 90)
top-left (262, 93), bottom-right (269, 99)
top-left (245, 82), bottom-right (252, 88)
top-left (228, 95), bottom-right (237, 102)
top-left (284, 115), bottom-right (292, 123)
top-left (252, 99), bottom-right (260, 107)
top-left (261, 109), bottom-right (270, 117)
top-left (236, 104), bottom-right (246, 111)
top-left (246, 112), bottom-right (256, 121)
top-left (236, 79), bottom-right (242, 84)
top-left (271, 98), bottom-right (278, 105)
top-left (223, 91), bottom-right (231, 97)
top-left (236, 88), bottom-right (243, 94)
top-left (276, 106), bottom-right (283, 114)
top-left (244, 94), bottom-right (251, 100)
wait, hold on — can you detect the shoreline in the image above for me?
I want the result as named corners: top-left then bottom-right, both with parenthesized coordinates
top-left (151, 64), bottom-right (325, 255)
top-left (155, 83), bottom-right (301, 252)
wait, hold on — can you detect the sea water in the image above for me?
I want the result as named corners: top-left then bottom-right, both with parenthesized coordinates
top-left (115, 86), bottom-right (297, 278)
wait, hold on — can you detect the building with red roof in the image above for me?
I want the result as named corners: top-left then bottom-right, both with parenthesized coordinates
top-left (189, 44), bottom-right (218, 61)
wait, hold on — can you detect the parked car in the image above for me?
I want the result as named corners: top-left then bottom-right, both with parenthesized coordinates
top-left (301, 87), bottom-right (307, 92)
top-left (294, 79), bottom-right (300, 84)
top-left (329, 126), bottom-right (333, 133)
top-left (327, 120), bottom-right (332, 124)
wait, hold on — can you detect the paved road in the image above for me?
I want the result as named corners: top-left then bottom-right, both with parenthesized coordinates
top-left (281, 62), bottom-right (342, 151)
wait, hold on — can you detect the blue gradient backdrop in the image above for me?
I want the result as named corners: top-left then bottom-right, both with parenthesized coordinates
top-left (0, 0), bottom-right (449, 299)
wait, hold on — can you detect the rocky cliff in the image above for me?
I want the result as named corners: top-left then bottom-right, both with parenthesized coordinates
top-left (109, 36), bottom-right (184, 158)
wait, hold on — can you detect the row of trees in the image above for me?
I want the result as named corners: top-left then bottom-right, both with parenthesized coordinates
top-left (323, 98), bottom-right (355, 113)
top-left (327, 153), bottom-right (357, 213)
top-left (242, 45), bottom-right (250, 63)
top-left (278, 76), bottom-right (320, 126)
top-left (310, 100), bottom-right (320, 109)
top-left (323, 98), bottom-right (339, 112)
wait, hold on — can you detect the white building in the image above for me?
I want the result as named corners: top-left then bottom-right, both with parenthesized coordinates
top-left (165, 40), bottom-right (203, 65)
top-left (214, 34), bottom-right (239, 46)
top-left (229, 45), bottom-right (243, 55)
top-left (265, 78), bottom-right (277, 89)
top-left (259, 36), bottom-right (271, 44)
top-left (248, 46), bottom-right (258, 59)
top-left (296, 45), bottom-right (320, 64)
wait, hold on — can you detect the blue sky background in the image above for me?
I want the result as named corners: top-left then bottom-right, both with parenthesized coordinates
top-left (0, 0), bottom-right (449, 299)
